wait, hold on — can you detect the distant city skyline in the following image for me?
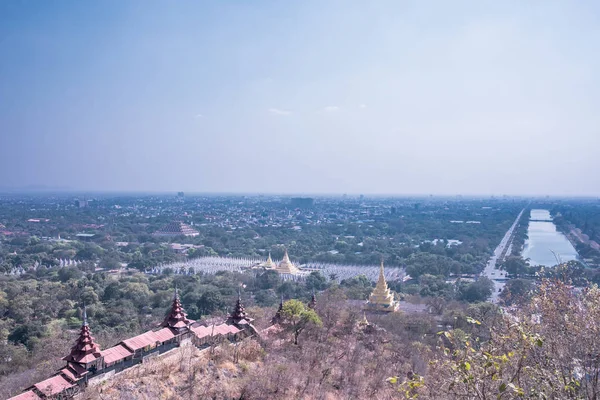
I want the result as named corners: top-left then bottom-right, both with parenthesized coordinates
top-left (1, 1), bottom-right (599, 196)
top-left (0, 186), bottom-right (594, 199)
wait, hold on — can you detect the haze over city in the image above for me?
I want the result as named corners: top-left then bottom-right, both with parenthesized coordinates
top-left (1, 1), bottom-right (599, 195)
top-left (4, 3), bottom-right (600, 398)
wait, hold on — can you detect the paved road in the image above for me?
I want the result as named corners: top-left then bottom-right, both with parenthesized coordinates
top-left (483, 208), bottom-right (525, 303)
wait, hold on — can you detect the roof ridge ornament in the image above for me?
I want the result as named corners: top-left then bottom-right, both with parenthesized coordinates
top-left (82, 303), bottom-right (88, 326)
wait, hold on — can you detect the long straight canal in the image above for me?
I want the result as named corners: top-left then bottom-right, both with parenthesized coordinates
top-left (522, 209), bottom-right (579, 267)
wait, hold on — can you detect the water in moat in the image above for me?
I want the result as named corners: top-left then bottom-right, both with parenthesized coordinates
top-left (522, 209), bottom-right (579, 267)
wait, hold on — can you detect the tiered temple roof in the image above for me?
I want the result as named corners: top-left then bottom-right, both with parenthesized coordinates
top-left (275, 249), bottom-right (300, 274)
top-left (9, 286), bottom-right (258, 400)
top-left (308, 292), bottom-right (317, 309)
top-left (63, 307), bottom-right (102, 365)
top-left (162, 288), bottom-right (194, 331)
top-left (271, 295), bottom-right (284, 324)
top-left (226, 291), bottom-right (253, 326)
top-left (365, 261), bottom-right (398, 313)
top-left (153, 221), bottom-right (199, 237)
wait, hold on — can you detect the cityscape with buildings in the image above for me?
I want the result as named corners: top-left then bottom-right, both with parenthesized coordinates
top-left (2, 0), bottom-right (600, 398)
top-left (1, 192), bottom-right (600, 398)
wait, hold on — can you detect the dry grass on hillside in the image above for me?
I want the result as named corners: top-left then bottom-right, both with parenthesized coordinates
top-left (83, 340), bottom-right (265, 400)
top-left (82, 293), bottom-right (415, 400)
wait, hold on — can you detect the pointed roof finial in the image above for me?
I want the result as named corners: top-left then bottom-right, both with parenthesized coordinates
top-left (264, 251), bottom-right (275, 268)
top-left (228, 288), bottom-right (251, 325)
top-left (82, 303), bottom-right (88, 326)
top-left (361, 311), bottom-right (369, 325)
top-left (308, 290), bottom-right (317, 309)
top-left (64, 302), bottom-right (101, 365)
top-left (272, 294), bottom-right (285, 324)
top-left (162, 285), bottom-right (193, 331)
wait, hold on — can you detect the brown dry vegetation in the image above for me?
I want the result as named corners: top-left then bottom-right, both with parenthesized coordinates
top-left (75, 280), bottom-right (600, 399)
top-left (83, 288), bottom-right (425, 400)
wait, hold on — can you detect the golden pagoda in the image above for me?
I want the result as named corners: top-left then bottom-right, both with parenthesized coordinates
top-left (262, 252), bottom-right (276, 269)
top-left (358, 312), bottom-right (370, 327)
top-left (275, 249), bottom-right (300, 274)
top-left (365, 261), bottom-right (398, 312)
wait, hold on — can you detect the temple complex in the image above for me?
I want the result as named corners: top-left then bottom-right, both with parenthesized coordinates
top-left (256, 250), bottom-right (303, 275)
top-left (8, 289), bottom-right (256, 400)
top-left (364, 261), bottom-right (398, 313)
top-left (8, 284), bottom-right (325, 399)
top-left (149, 255), bottom-right (404, 284)
top-left (153, 221), bottom-right (199, 237)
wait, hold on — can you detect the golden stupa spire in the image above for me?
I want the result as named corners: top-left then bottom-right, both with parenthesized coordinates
top-left (376, 259), bottom-right (388, 290)
top-left (264, 252), bottom-right (275, 268)
top-left (283, 248), bottom-right (291, 263)
top-left (361, 312), bottom-right (369, 325)
top-left (365, 259), bottom-right (398, 313)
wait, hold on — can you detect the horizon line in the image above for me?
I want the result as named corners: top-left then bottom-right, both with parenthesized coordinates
top-left (0, 189), bottom-right (598, 199)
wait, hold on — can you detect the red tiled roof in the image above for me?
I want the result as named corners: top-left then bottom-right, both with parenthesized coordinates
top-left (60, 368), bottom-right (80, 383)
top-left (122, 331), bottom-right (160, 352)
top-left (101, 344), bottom-right (133, 365)
top-left (68, 362), bottom-right (88, 376)
top-left (214, 324), bottom-right (240, 335)
top-left (121, 325), bottom-right (182, 352)
top-left (34, 374), bottom-right (74, 396)
top-left (71, 352), bottom-right (98, 363)
top-left (153, 327), bottom-right (176, 342)
top-left (8, 391), bottom-right (42, 400)
top-left (192, 323), bottom-right (239, 339)
top-left (191, 325), bottom-right (212, 338)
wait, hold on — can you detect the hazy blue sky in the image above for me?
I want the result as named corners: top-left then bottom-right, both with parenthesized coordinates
top-left (1, 1), bottom-right (599, 195)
